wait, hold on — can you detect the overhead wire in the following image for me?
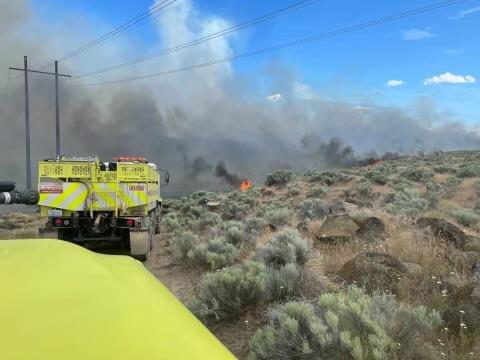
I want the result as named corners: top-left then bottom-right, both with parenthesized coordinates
top-left (75, 0), bottom-right (324, 78)
top-left (57, 0), bottom-right (179, 62)
top-left (74, 0), bottom-right (470, 87)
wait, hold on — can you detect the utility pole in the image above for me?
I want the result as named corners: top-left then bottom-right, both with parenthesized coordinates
top-left (23, 56), bottom-right (31, 189)
top-left (55, 61), bottom-right (60, 158)
top-left (9, 57), bottom-right (71, 189)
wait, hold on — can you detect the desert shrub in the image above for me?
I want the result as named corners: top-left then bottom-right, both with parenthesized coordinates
top-left (250, 286), bottom-right (441, 360)
top-left (192, 261), bottom-right (269, 322)
top-left (357, 181), bottom-right (372, 198)
top-left (287, 183), bottom-right (301, 196)
top-left (163, 212), bottom-right (181, 233)
top-left (442, 176), bottom-right (461, 197)
top-left (297, 199), bottom-right (327, 220)
top-left (433, 165), bottom-right (457, 174)
top-left (0, 219), bottom-right (21, 230)
top-left (186, 205), bottom-right (203, 218)
top-left (257, 229), bottom-right (311, 268)
top-left (265, 207), bottom-right (293, 227)
top-left (306, 186), bottom-right (327, 199)
top-left (402, 167), bottom-right (434, 182)
top-left (349, 209), bottom-right (370, 224)
top-left (265, 170), bottom-right (294, 186)
top-left (187, 237), bottom-right (239, 270)
top-left (224, 221), bottom-right (246, 246)
top-left (245, 217), bottom-right (265, 236)
top-left (450, 209), bottom-right (480, 227)
top-left (364, 170), bottom-right (388, 185)
top-left (384, 187), bottom-right (428, 216)
top-left (221, 200), bottom-right (249, 220)
top-left (457, 163), bottom-right (480, 178)
top-left (304, 169), bottom-right (351, 185)
top-left (425, 181), bottom-right (442, 209)
top-left (172, 231), bottom-right (198, 259)
top-left (198, 211), bottom-right (222, 228)
top-left (266, 263), bottom-right (300, 300)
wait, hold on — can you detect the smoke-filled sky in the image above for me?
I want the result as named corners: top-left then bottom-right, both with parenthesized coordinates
top-left (0, 0), bottom-right (479, 196)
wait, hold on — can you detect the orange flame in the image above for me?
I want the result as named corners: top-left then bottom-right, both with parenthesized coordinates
top-left (240, 179), bottom-right (252, 191)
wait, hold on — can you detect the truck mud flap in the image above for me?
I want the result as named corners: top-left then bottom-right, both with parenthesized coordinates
top-left (129, 231), bottom-right (149, 261)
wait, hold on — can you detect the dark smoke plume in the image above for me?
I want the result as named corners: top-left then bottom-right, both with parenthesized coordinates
top-left (214, 161), bottom-right (242, 187)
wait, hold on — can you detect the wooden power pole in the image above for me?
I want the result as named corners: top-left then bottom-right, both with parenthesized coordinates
top-left (9, 56), bottom-right (71, 189)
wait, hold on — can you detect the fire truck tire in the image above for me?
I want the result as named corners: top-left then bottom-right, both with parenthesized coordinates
top-left (129, 231), bottom-right (149, 261)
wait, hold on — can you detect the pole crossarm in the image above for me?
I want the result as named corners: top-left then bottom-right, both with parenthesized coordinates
top-left (9, 67), bottom-right (71, 78)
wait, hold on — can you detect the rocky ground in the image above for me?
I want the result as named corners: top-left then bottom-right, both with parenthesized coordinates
top-left (2, 150), bottom-right (480, 359)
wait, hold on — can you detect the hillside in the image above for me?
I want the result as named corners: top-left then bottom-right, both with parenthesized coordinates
top-left (2, 150), bottom-right (480, 358)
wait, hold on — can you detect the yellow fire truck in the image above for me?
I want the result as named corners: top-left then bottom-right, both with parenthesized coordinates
top-left (36, 156), bottom-right (168, 260)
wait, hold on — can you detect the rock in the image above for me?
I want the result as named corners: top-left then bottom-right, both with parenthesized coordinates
top-left (416, 217), bottom-right (466, 248)
top-left (356, 217), bottom-right (386, 242)
top-left (339, 252), bottom-right (407, 293)
top-left (315, 214), bottom-right (360, 242)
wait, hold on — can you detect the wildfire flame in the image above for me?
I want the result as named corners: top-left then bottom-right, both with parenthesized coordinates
top-left (240, 179), bottom-right (252, 191)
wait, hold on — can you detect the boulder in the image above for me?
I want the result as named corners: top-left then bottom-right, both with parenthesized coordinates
top-left (315, 214), bottom-right (359, 242)
top-left (356, 217), bottom-right (386, 242)
top-left (339, 252), bottom-right (407, 293)
top-left (416, 217), bottom-right (466, 248)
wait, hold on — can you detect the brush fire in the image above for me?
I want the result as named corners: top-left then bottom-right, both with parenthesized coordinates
top-left (239, 179), bottom-right (252, 191)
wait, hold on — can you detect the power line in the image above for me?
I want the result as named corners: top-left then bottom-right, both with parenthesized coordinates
top-left (75, 0), bottom-right (324, 78)
top-left (58, 0), bottom-right (179, 62)
top-left (75, 0), bottom-right (470, 87)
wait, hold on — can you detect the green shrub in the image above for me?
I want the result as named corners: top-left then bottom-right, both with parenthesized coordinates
top-left (192, 261), bottom-right (269, 322)
top-left (287, 184), bottom-right (301, 196)
top-left (265, 170), bottom-right (294, 186)
top-left (257, 229), bottom-right (311, 268)
top-left (364, 170), bottom-right (388, 185)
top-left (265, 207), bottom-right (293, 227)
top-left (402, 167), bottom-right (433, 182)
top-left (457, 163), bottom-right (480, 178)
top-left (221, 200), bottom-right (250, 220)
top-left (304, 170), bottom-right (351, 185)
top-left (450, 209), bottom-right (480, 227)
top-left (198, 211), bottom-right (222, 228)
top-left (187, 237), bottom-right (239, 270)
top-left (384, 188), bottom-right (428, 216)
top-left (442, 176), bottom-right (461, 197)
top-left (433, 165), bottom-right (457, 174)
top-left (163, 212), bottom-right (181, 233)
top-left (266, 264), bottom-right (300, 300)
top-left (250, 286), bottom-right (441, 360)
top-left (357, 181), bottom-right (372, 198)
top-left (245, 217), bottom-right (265, 236)
top-left (172, 231), bottom-right (198, 259)
top-left (297, 199), bottom-right (327, 220)
top-left (224, 221), bottom-right (246, 246)
top-left (306, 186), bottom-right (328, 199)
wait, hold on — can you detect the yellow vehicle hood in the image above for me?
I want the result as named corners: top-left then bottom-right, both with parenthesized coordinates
top-left (0, 240), bottom-right (235, 360)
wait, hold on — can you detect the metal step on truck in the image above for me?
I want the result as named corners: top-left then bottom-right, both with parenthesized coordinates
top-left (35, 156), bottom-right (168, 260)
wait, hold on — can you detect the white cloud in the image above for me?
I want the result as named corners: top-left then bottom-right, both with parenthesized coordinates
top-left (267, 93), bottom-right (282, 102)
top-left (444, 48), bottom-right (463, 55)
top-left (456, 6), bottom-right (480, 19)
top-left (386, 80), bottom-right (404, 87)
top-left (400, 27), bottom-right (436, 41)
top-left (353, 105), bottom-right (373, 111)
top-left (424, 72), bottom-right (476, 85)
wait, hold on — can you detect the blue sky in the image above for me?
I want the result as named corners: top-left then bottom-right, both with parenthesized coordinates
top-left (32, 0), bottom-right (480, 123)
